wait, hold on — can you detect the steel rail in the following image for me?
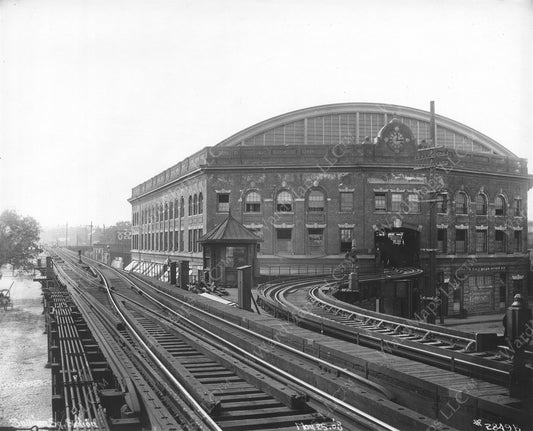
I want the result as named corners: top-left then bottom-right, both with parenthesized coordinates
top-left (65, 275), bottom-right (197, 431)
top-left (90, 265), bottom-right (223, 431)
top-left (261, 280), bottom-right (511, 381)
top-left (110, 270), bottom-right (400, 431)
top-left (309, 284), bottom-right (475, 344)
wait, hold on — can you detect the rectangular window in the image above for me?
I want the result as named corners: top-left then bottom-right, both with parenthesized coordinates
top-left (179, 229), bottom-right (184, 252)
top-left (514, 199), bottom-right (522, 217)
top-left (277, 229), bottom-right (292, 240)
top-left (374, 192), bottom-right (387, 212)
top-left (340, 192), bottom-right (354, 212)
top-left (475, 229), bottom-right (487, 253)
top-left (198, 229), bottom-right (203, 252)
top-left (437, 228), bottom-right (447, 253)
top-left (408, 193), bottom-right (420, 213)
top-left (391, 193), bottom-right (403, 213)
top-left (192, 229), bottom-right (197, 252)
top-left (455, 229), bottom-right (467, 253)
top-left (188, 229), bottom-right (193, 252)
top-left (175, 230), bottom-right (179, 251)
top-left (495, 230), bottom-right (506, 253)
top-left (514, 230), bottom-right (522, 252)
top-left (217, 193), bottom-right (230, 212)
top-left (340, 228), bottom-right (353, 253)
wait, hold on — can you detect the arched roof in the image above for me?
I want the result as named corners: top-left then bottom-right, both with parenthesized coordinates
top-left (214, 103), bottom-right (515, 157)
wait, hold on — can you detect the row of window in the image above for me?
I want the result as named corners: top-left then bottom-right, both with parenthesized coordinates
top-left (132, 228), bottom-right (203, 253)
top-left (132, 189), bottom-right (522, 227)
top-left (216, 189), bottom-right (352, 213)
top-left (374, 192), bottom-right (420, 213)
top-left (437, 228), bottom-right (523, 254)
top-left (436, 193), bottom-right (520, 216)
top-left (132, 193), bottom-right (204, 226)
top-left (132, 225), bottom-right (523, 255)
top-left (373, 191), bottom-right (521, 216)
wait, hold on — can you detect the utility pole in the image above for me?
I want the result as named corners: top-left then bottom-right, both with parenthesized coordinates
top-left (65, 222), bottom-right (68, 248)
top-left (429, 100), bottom-right (437, 300)
top-left (90, 221), bottom-right (93, 246)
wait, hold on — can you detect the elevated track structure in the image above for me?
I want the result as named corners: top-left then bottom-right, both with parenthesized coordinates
top-left (42, 248), bottom-right (532, 431)
top-left (47, 248), bottom-right (440, 431)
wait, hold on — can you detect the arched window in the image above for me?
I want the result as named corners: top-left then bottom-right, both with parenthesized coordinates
top-left (495, 195), bottom-right (506, 216)
top-left (245, 191), bottom-right (261, 213)
top-left (475, 194), bottom-right (487, 215)
top-left (198, 193), bottom-right (203, 214)
top-left (169, 201), bottom-right (174, 219)
top-left (180, 197), bottom-right (184, 218)
top-left (164, 202), bottom-right (169, 220)
top-left (307, 190), bottom-right (325, 212)
top-left (193, 194), bottom-right (198, 215)
top-left (174, 199), bottom-right (178, 219)
top-left (188, 196), bottom-right (192, 216)
top-left (455, 192), bottom-right (468, 215)
top-left (276, 190), bottom-right (293, 212)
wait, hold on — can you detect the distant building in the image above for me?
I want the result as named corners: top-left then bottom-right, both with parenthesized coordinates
top-left (128, 103), bottom-right (532, 316)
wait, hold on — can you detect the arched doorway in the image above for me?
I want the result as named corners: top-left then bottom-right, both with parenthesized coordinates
top-left (374, 227), bottom-right (420, 267)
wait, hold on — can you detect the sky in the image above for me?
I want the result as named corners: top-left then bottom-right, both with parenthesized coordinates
top-left (1, 0), bottom-right (532, 229)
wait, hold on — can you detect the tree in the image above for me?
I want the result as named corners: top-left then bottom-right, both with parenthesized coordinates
top-left (0, 210), bottom-right (41, 268)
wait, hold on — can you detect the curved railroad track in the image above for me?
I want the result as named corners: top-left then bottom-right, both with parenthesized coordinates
top-left (257, 278), bottom-right (513, 387)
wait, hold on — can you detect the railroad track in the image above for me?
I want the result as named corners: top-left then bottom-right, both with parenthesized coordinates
top-left (50, 248), bottom-right (446, 431)
top-left (257, 279), bottom-right (513, 387)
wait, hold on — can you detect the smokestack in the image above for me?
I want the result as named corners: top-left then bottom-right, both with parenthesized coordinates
top-left (430, 100), bottom-right (436, 147)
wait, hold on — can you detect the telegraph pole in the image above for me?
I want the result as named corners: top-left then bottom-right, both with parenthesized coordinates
top-left (429, 101), bottom-right (437, 300)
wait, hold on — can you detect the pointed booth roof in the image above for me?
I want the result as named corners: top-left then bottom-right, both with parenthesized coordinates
top-left (198, 212), bottom-right (262, 244)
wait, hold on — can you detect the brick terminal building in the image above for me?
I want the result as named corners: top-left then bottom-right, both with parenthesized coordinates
top-left (128, 103), bottom-right (532, 316)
